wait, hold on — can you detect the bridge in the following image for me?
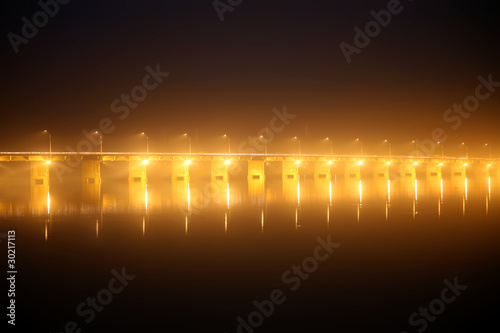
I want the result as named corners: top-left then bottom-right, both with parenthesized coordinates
top-left (0, 151), bottom-right (496, 185)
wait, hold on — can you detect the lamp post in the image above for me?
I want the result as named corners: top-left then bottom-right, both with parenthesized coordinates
top-left (437, 141), bottom-right (444, 158)
top-left (485, 143), bottom-right (492, 159)
top-left (223, 134), bottom-right (230, 154)
top-left (461, 142), bottom-right (468, 159)
top-left (184, 133), bottom-right (192, 155)
top-left (141, 132), bottom-right (149, 155)
top-left (356, 138), bottom-right (362, 155)
top-left (259, 135), bottom-right (268, 155)
top-left (293, 136), bottom-right (301, 155)
top-left (43, 130), bottom-right (52, 161)
top-left (412, 140), bottom-right (419, 158)
top-left (385, 139), bottom-right (391, 157)
top-left (326, 137), bottom-right (333, 155)
top-left (94, 131), bottom-right (103, 155)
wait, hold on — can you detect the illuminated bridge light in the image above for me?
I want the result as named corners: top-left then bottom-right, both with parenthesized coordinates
top-left (185, 160), bottom-right (192, 165)
top-left (296, 160), bottom-right (301, 165)
top-left (142, 160), bottom-right (149, 165)
top-left (357, 161), bottom-right (363, 166)
top-left (225, 160), bottom-right (231, 165)
top-left (46, 160), bottom-right (51, 165)
top-left (387, 161), bottom-right (391, 165)
top-left (328, 161), bottom-right (333, 165)
top-left (414, 162), bottom-right (418, 166)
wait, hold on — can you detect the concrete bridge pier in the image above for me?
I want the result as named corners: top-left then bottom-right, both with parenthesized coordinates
top-left (345, 160), bottom-right (362, 179)
top-left (282, 159), bottom-right (299, 180)
top-left (248, 160), bottom-right (265, 181)
top-left (82, 159), bottom-right (101, 202)
top-left (314, 160), bottom-right (331, 181)
top-left (373, 161), bottom-right (389, 179)
top-left (30, 161), bottom-right (49, 216)
top-left (129, 158), bottom-right (148, 183)
top-left (400, 162), bottom-right (417, 179)
top-left (172, 159), bottom-right (190, 182)
top-left (426, 161), bottom-right (442, 179)
top-left (211, 159), bottom-right (229, 182)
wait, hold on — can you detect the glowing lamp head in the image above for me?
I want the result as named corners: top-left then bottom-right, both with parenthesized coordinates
top-left (464, 163), bottom-right (468, 167)
top-left (296, 160), bottom-right (301, 165)
top-left (488, 164), bottom-right (492, 167)
top-left (413, 162), bottom-right (418, 166)
top-left (142, 160), bottom-right (149, 165)
top-left (46, 160), bottom-right (51, 165)
top-left (328, 161), bottom-right (333, 165)
top-left (387, 161), bottom-right (391, 165)
top-left (440, 163), bottom-right (444, 166)
top-left (185, 160), bottom-right (192, 165)
top-left (357, 161), bottom-right (363, 165)
top-left (224, 160), bottom-right (231, 165)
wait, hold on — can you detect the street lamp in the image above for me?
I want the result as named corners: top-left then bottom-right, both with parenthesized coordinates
top-left (461, 142), bottom-right (468, 159)
top-left (356, 138), bottom-right (363, 155)
top-left (437, 141), bottom-right (444, 158)
top-left (223, 134), bottom-right (230, 154)
top-left (384, 139), bottom-right (391, 157)
top-left (43, 130), bottom-right (51, 160)
top-left (184, 133), bottom-right (192, 155)
top-left (293, 136), bottom-right (301, 155)
top-left (94, 131), bottom-right (103, 155)
top-left (412, 140), bottom-right (419, 158)
top-left (325, 137), bottom-right (333, 155)
top-left (485, 143), bottom-right (492, 159)
top-left (259, 135), bottom-right (268, 155)
top-left (141, 132), bottom-right (149, 155)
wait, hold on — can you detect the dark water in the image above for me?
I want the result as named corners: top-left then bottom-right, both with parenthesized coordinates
top-left (1, 167), bottom-right (499, 332)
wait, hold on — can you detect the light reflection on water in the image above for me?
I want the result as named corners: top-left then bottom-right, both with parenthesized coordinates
top-left (0, 172), bottom-right (498, 241)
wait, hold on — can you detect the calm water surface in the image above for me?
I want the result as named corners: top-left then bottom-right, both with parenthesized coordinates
top-left (1, 165), bottom-right (499, 332)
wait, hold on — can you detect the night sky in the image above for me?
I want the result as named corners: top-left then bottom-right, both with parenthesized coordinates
top-left (2, 0), bottom-right (499, 156)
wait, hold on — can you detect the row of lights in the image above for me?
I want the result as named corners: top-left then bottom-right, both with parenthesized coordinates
top-left (41, 130), bottom-right (492, 157)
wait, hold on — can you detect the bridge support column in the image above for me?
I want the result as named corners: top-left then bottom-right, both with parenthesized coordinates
top-left (248, 160), bottom-right (265, 180)
top-left (172, 159), bottom-right (190, 182)
top-left (314, 161), bottom-right (331, 181)
top-left (282, 159), bottom-right (299, 180)
top-left (82, 159), bottom-right (101, 203)
top-left (30, 161), bottom-right (49, 216)
top-left (129, 159), bottom-right (147, 183)
top-left (373, 162), bottom-right (389, 179)
top-left (451, 162), bottom-right (466, 177)
top-left (211, 160), bottom-right (229, 182)
top-left (401, 162), bottom-right (417, 178)
top-left (426, 161), bottom-right (442, 179)
top-left (345, 161), bottom-right (361, 179)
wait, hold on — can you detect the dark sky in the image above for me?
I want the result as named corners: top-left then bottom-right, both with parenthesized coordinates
top-left (2, 0), bottom-right (499, 156)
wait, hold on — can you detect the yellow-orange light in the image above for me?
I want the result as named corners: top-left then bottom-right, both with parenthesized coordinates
top-left (414, 162), bottom-right (418, 166)
top-left (464, 163), bottom-right (468, 166)
top-left (142, 160), bottom-right (149, 165)
top-left (387, 161), bottom-right (391, 165)
top-left (328, 161), bottom-right (333, 165)
top-left (46, 160), bottom-right (51, 165)
top-left (357, 161), bottom-right (363, 165)
top-left (296, 160), bottom-right (301, 165)
top-left (225, 160), bottom-right (231, 165)
top-left (440, 163), bottom-right (444, 166)
top-left (488, 164), bottom-right (491, 167)
top-left (185, 160), bottom-right (192, 165)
